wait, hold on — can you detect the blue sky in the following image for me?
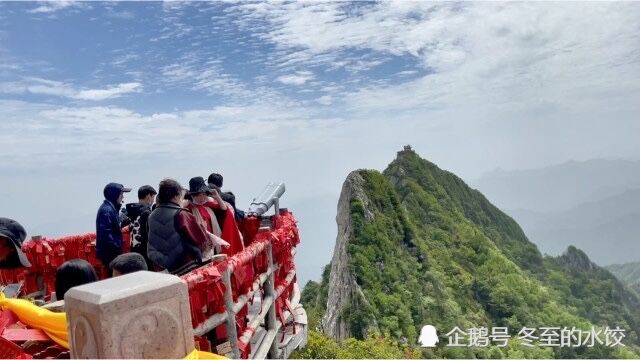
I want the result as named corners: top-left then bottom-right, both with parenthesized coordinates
top-left (1, 1), bottom-right (640, 283)
top-left (0, 2), bottom-right (422, 113)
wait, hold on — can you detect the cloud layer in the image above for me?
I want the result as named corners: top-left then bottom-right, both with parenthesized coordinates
top-left (1, 2), bottom-right (640, 283)
top-left (0, 78), bottom-right (142, 101)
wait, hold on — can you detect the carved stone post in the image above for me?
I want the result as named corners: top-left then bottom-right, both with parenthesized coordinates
top-left (65, 271), bottom-right (195, 359)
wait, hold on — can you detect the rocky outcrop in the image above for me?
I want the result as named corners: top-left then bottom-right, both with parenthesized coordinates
top-left (320, 171), bottom-right (374, 340)
top-left (560, 245), bottom-right (595, 272)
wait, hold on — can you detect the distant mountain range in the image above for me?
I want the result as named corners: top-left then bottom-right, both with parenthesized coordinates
top-left (474, 159), bottom-right (640, 213)
top-left (607, 262), bottom-right (640, 295)
top-left (473, 159), bottom-right (640, 266)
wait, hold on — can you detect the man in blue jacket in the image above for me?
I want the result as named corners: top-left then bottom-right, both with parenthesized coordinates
top-left (96, 182), bottom-right (131, 268)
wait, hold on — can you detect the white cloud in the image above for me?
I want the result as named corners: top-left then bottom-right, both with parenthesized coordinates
top-left (277, 71), bottom-right (315, 86)
top-left (0, 99), bottom-right (345, 171)
top-left (211, 1), bottom-right (640, 181)
top-left (397, 70), bottom-right (417, 76)
top-left (112, 54), bottom-right (140, 67)
top-left (73, 82), bottom-right (142, 101)
top-left (227, 2), bottom-right (640, 117)
top-left (0, 78), bottom-right (142, 101)
top-left (342, 4), bottom-right (640, 116)
top-left (106, 10), bottom-right (135, 20)
top-left (161, 54), bottom-right (250, 98)
top-left (0, 63), bottom-right (21, 71)
top-left (162, 1), bottom-right (190, 12)
top-left (317, 95), bottom-right (332, 106)
top-left (28, 1), bottom-right (83, 14)
top-left (0, 77), bottom-right (75, 97)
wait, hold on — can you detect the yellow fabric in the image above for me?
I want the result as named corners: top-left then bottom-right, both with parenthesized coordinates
top-left (0, 293), bottom-right (69, 348)
top-left (184, 349), bottom-right (228, 359)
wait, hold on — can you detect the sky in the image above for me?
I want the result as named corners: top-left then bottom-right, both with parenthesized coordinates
top-left (1, 1), bottom-right (639, 284)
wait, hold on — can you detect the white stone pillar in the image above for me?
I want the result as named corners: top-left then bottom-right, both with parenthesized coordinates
top-left (65, 271), bottom-right (195, 359)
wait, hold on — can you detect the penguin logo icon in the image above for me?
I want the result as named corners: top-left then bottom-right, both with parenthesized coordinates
top-left (418, 325), bottom-right (439, 347)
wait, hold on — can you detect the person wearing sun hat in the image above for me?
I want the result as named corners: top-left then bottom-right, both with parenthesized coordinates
top-left (96, 182), bottom-right (131, 269)
top-left (0, 217), bottom-right (32, 268)
top-left (183, 176), bottom-right (230, 259)
top-left (185, 176), bottom-right (246, 257)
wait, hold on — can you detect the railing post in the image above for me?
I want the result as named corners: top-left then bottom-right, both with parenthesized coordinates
top-left (264, 242), bottom-right (279, 358)
top-left (223, 268), bottom-right (241, 359)
top-left (65, 271), bottom-right (194, 358)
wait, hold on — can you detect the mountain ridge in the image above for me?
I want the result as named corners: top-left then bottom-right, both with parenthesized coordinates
top-left (508, 188), bottom-right (640, 264)
top-left (302, 150), bottom-right (640, 358)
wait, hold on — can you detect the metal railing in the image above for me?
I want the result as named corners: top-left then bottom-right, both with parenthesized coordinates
top-left (184, 183), bottom-right (302, 359)
top-left (191, 243), bottom-right (296, 358)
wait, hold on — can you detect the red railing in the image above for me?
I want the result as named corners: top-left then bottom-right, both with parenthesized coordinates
top-left (0, 210), bottom-right (301, 359)
top-left (181, 210), bottom-right (300, 358)
top-left (0, 231), bottom-right (126, 299)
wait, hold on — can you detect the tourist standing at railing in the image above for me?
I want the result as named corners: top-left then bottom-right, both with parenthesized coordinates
top-left (186, 176), bottom-right (244, 257)
top-left (96, 183), bottom-right (131, 270)
top-left (207, 172), bottom-right (246, 224)
top-left (183, 177), bottom-right (231, 259)
top-left (122, 185), bottom-right (157, 269)
top-left (207, 172), bottom-right (248, 248)
top-left (148, 179), bottom-right (215, 273)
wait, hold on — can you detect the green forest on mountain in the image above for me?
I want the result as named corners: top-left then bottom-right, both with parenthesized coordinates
top-left (295, 151), bottom-right (640, 359)
top-left (607, 262), bottom-right (640, 295)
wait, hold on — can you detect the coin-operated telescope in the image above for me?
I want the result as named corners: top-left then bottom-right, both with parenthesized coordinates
top-left (247, 182), bottom-right (286, 216)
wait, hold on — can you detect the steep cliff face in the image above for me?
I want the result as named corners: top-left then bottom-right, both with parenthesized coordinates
top-left (558, 246), bottom-right (595, 272)
top-left (320, 171), bottom-right (375, 340)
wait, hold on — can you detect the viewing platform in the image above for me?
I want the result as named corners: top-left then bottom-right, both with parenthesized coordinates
top-left (0, 183), bottom-right (308, 359)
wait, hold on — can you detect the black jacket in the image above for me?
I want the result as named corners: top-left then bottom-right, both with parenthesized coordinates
top-left (147, 203), bottom-right (201, 272)
top-left (125, 203), bottom-right (153, 267)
